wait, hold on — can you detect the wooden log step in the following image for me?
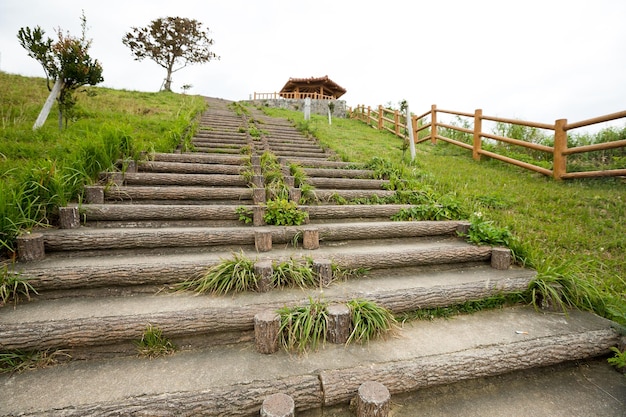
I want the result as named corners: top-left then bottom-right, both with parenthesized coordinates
top-left (104, 186), bottom-right (253, 202)
top-left (267, 145), bottom-right (326, 154)
top-left (40, 220), bottom-right (462, 252)
top-left (303, 168), bottom-right (374, 179)
top-left (123, 173), bottom-right (247, 187)
top-left (281, 157), bottom-right (359, 169)
top-left (192, 147), bottom-right (242, 155)
top-left (16, 240), bottom-right (496, 293)
top-left (1, 265), bottom-right (536, 351)
top-left (76, 204), bottom-right (242, 222)
top-left (139, 161), bottom-right (243, 174)
top-left (0, 306), bottom-right (617, 416)
top-left (191, 139), bottom-right (248, 149)
top-left (307, 177), bottom-right (388, 190)
top-left (304, 204), bottom-right (414, 220)
top-left (271, 150), bottom-right (330, 159)
top-left (151, 152), bottom-right (246, 165)
top-left (43, 227), bottom-right (256, 251)
top-left (194, 131), bottom-right (247, 139)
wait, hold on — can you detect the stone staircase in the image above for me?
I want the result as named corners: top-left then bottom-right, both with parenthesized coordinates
top-left (0, 97), bottom-right (621, 416)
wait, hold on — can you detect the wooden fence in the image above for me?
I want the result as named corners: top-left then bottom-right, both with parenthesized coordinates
top-left (349, 104), bottom-right (626, 180)
top-left (253, 92), bottom-right (336, 100)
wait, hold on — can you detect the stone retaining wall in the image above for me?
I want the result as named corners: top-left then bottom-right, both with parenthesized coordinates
top-left (247, 98), bottom-right (347, 118)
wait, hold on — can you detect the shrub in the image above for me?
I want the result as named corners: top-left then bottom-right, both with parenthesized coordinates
top-left (263, 199), bottom-right (308, 226)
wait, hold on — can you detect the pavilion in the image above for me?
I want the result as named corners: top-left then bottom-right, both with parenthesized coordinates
top-left (279, 75), bottom-right (346, 100)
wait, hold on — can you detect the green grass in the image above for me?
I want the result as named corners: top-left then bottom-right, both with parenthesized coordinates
top-left (0, 349), bottom-right (70, 374)
top-left (0, 71), bottom-right (206, 258)
top-left (346, 299), bottom-right (398, 344)
top-left (258, 106), bottom-right (626, 325)
top-left (0, 264), bottom-right (37, 307)
top-left (278, 298), bottom-right (329, 353)
top-left (134, 324), bottom-right (177, 358)
top-left (177, 251), bottom-right (257, 295)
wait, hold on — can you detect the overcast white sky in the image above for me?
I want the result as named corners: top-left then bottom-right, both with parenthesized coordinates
top-left (1, 0), bottom-right (625, 130)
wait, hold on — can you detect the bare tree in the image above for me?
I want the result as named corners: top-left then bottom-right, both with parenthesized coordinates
top-left (122, 17), bottom-right (219, 92)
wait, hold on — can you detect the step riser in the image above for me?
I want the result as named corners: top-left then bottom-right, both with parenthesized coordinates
top-left (104, 186), bottom-right (253, 202)
top-left (43, 222), bottom-right (463, 252)
top-left (140, 161), bottom-right (243, 174)
top-left (152, 153), bottom-right (246, 165)
top-left (124, 173), bottom-right (247, 187)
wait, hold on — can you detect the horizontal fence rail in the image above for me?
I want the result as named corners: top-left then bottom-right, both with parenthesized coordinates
top-left (253, 92), bottom-right (336, 100)
top-left (349, 104), bottom-right (626, 180)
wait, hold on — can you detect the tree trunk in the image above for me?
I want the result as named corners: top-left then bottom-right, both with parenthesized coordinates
top-left (163, 66), bottom-right (173, 91)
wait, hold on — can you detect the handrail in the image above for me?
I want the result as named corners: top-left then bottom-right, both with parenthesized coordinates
top-left (348, 104), bottom-right (625, 180)
top-left (253, 92), bottom-right (336, 100)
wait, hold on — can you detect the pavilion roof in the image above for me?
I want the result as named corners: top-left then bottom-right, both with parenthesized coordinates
top-left (279, 75), bottom-right (347, 99)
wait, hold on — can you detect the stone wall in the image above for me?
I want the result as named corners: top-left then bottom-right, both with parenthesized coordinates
top-left (246, 99), bottom-right (347, 118)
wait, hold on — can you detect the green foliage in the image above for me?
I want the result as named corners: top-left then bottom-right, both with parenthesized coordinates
top-left (391, 193), bottom-right (464, 221)
top-left (177, 251), bottom-right (256, 295)
top-left (0, 264), bottom-right (37, 307)
top-left (17, 12), bottom-right (104, 128)
top-left (278, 298), bottom-right (328, 352)
top-left (528, 257), bottom-right (606, 314)
top-left (260, 151), bottom-right (289, 200)
top-left (0, 349), bottom-right (69, 374)
top-left (346, 299), bottom-right (398, 344)
top-left (607, 347), bottom-right (626, 370)
top-left (123, 17), bottom-right (219, 92)
top-left (272, 257), bottom-right (316, 288)
top-left (135, 324), bottom-right (176, 358)
top-left (235, 206), bottom-right (253, 224)
top-left (462, 212), bottom-right (513, 247)
top-left (331, 264), bottom-right (370, 281)
top-left (263, 199), bottom-right (308, 226)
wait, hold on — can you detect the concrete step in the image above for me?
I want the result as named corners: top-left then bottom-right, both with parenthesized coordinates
top-left (0, 306), bottom-right (619, 416)
top-left (0, 264), bottom-right (535, 354)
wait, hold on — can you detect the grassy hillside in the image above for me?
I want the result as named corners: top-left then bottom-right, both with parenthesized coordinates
top-left (0, 71), bottom-right (206, 256)
top-left (259, 107), bottom-right (626, 325)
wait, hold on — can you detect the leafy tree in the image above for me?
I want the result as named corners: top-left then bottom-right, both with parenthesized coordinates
top-left (122, 17), bottom-right (219, 92)
top-left (17, 12), bottom-right (104, 129)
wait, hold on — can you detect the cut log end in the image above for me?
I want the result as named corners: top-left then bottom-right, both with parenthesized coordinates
top-left (356, 381), bottom-right (390, 417)
top-left (254, 311), bottom-right (280, 354)
top-left (260, 393), bottom-right (295, 417)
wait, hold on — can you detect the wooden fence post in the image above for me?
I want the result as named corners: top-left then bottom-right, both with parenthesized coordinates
top-left (407, 107), bottom-right (416, 161)
top-left (430, 104), bottom-right (438, 144)
top-left (394, 110), bottom-right (400, 136)
top-left (473, 109), bottom-right (483, 160)
top-left (367, 106), bottom-right (372, 127)
top-left (378, 105), bottom-right (384, 130)
top-left (553, 119), bottom-right (568, 180)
